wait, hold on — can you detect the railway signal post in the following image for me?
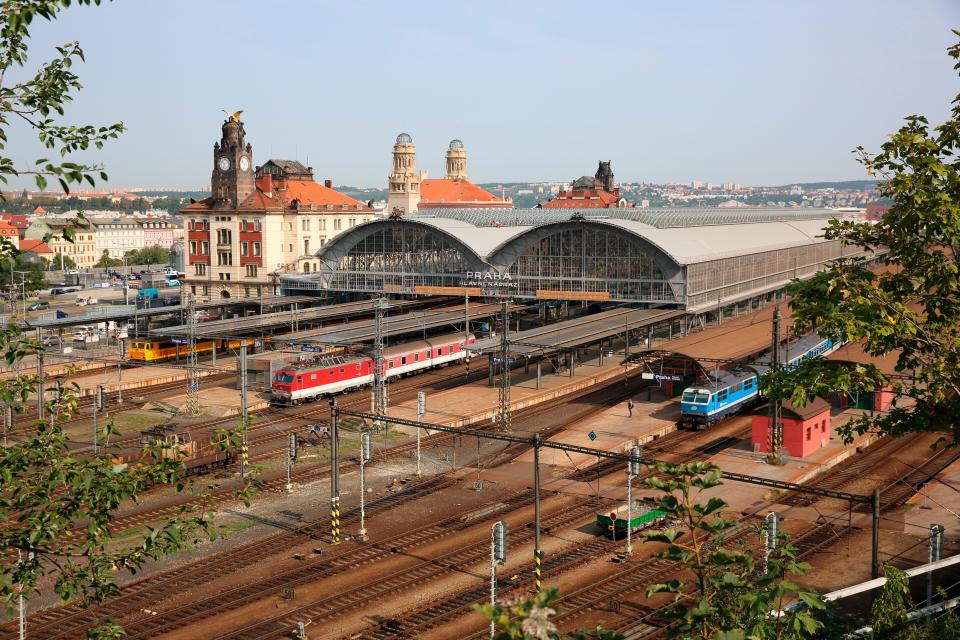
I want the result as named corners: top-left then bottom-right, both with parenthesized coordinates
top-left (359, 430), bottom-right (371, 541)
top-left (36, 350), bottom-right (44, 421)
top-left (927, 523), bottom-right (945, 604)
top-left (239, 343), bottom-right (249, 478)
top-left (117, 338), bottom-right (124, 405)
top-left (93, 385), bottom-right (104, 454)
top-left (627, 444), bottom-right (641, 555)
top-left (416, 391), bottom-right (425, 476)
top-left (491, 520), bottom-right (507, 639)
top-left (533, 431), bottom-right (542, 592)
top-left (287, 431), bottom-right (297, 492)
top-left (330, 399), bottom-right (341, 545)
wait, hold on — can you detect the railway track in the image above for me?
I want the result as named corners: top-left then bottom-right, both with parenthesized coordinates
top-left (15, 362), bottom-right (653, 637)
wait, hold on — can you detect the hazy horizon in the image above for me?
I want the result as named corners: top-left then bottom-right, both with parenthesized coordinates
top-left (5, 1), bottom-right (957, 191)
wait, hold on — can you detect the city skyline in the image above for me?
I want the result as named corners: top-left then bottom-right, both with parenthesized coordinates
top-left (4, 0), bottom-right (957, 190)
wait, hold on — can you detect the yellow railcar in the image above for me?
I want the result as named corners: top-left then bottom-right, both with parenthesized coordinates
top-left (128, 338), bottom-right (254, 362)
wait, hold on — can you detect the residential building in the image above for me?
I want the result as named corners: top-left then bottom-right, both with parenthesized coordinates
top-left (90, 218), bottom-right (145, 258)
top-left (138, 219), bottom-right (181, 249)
top-left (0, 220), bottom-right (19, 249)
top-left (0, 213), bottom-right (28, 239)
top-left (18, 239), bottom-right (53, 261)
top-left (541, 161), bottom-right (631, 209)
top-left (180, 115), bottom-right (375, 300)
top-left (25, 219), bottom-right (97, 267)
top-left (387, 135), bottom-right (511, 214)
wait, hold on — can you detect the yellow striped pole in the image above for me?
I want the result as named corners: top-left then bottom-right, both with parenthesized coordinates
top-left (534, 549), bottom-right (543, 592)
top-left (331, 496), bottom-right (340, 544)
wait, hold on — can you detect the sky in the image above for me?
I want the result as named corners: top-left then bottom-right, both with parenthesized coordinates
top-left (6, 0), bottom-right (959, 190)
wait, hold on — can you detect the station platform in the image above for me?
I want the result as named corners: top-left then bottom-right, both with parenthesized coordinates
top-left (905, 456), bottom-right (960, 537)
top-left (58, 357), bottom-right (235, 400)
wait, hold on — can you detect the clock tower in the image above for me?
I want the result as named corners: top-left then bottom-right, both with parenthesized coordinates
top-left (211, 112), bottom-right (255, 209)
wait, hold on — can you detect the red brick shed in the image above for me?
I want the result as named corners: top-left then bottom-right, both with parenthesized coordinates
top-left (751, 397), bottom-right (831, 458)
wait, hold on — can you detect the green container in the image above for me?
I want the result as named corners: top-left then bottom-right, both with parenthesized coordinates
top-left (596, 502), bottom-right (666, 536)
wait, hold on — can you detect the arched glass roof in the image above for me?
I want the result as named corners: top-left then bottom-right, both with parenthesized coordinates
top-left (410, 206), bottom-right (842, 229)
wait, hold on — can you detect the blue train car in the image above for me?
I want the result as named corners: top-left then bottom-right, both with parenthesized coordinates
top-left (678, 333), bottom-right (842, 428)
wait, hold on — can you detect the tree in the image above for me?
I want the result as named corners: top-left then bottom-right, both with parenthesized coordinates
top-left (0, 3), bottom-right (255, 636)
top-left (93, 249), bottom-right (120, 268)
top-left (125, 244), bottom-right (170, 266)
top-left (764, 33), bottom-right (960, 444)
top-left (641, 461), bottom-right (826, 639)
top-left (0, 251), bottom-right (46, 292)
top-left (51, 250), bottom-right (75, 269)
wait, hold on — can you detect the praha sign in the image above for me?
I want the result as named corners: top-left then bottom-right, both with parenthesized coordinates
top-left (460, 270), bottom-right (518, 295)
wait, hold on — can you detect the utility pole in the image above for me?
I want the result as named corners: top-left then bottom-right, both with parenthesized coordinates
top-left (498, 299), bottom-right (511, 431)
top-left (93, 385), bottom-right (104, 454)
top-left (491, 521), bottom-right (507, 640)
top-left (872, 489), bottom-right (881, 579)
top-left (287, 432), bottom-right (297, 492)
top-left (626, 444), bottom-right (640, 555)
top-left (533, 431), bottom-right (542, 592)
top-left (766, 307), bottom-right (783, 461)
top-left (372, 298), bottom-right (388, 427)
top-left (117, 337), bottom-right (124, 404)
top-left (416, 391), bottom-right (425, 477)
top-left (927, 523), bottom-right (945, 604)
top-left (185, 294), bottom-right (200, 416)
top-left (764, 511), bottom-right (779, 573)
top-left (359, 430), bottom-right (371, 541)
top-left (239, 343), bottom-right (249, 478)
top-left (329, 399), bottom-right (340, 545)
top-left (36, 350), bottom-right (44, 421)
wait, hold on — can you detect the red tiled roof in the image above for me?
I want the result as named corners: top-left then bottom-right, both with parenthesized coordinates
top-left (419, 179), bottom-right (511, 208)
top-left (19, 238), bottom-right (52, 254)
top-left (541, 189), bottom-right (624, 209)
top-left (181, 179), bottom-right (372, 213)
top-left (0, 213), bottom-right (29, 228)
top-left (33, 205), bottom-right (47, 214)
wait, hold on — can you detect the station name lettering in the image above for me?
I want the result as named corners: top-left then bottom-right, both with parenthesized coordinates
top-left (460, 271), bottom-right (519, 289)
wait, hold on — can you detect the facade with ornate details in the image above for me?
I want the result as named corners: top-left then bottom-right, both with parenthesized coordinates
top-left (181, 115), bottom-right (375, 300)
top-left (542, 161), bottom-right (631, 209)
top-left (386, 134), bottom-right (511, 214)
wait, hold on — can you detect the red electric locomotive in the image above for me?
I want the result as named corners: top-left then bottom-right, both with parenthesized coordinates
top-left (271, 332), bottom-right (475, 405)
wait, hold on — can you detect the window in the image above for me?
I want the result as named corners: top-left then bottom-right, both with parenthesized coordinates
top-left (241, 241), bottom-right (248, 256)
top-left (287, 222), bottom-right (293, 231)
top-left (349, 218), bottom-right (356, 227)
top-left (201, 241), bottom-right (209, 255)
top-left (246, 264), bottom-right (257, 277)
top-left (195, 263), bottom-right (206, 276)
top-left (217, 251), bottom-right (232, 266)
top-left (218, 273), bottom-right (231, 281)
top-left (217, 229), bottom-right (232, 244)
top-left (190, 241), bottom-right (198, 254)
top-left (254, 220), bottom-right (261, 231)
top-left (256, 286), bottom-right (262, 296)
top-left (334, 219), bottom-right (342, 230)
top-left (253, 242), bottom-right (261, 256)
top-left (319, 219), bottom-right (326, 231)
top-left (401, 356), bottom-right (407, 365)
top-left (414, 353), bottom-right (420, 362)
top-left (244, 287), bottom-right (251, 297)
top-left (304, 239), bottom-right (310, 255)
top-left (303, 262), bottom-right (310, 273)
top-left (806, 427), bottom-right (812, 441)
top-left (202, 286), bottom-right (209, 295)
top-left (241, 219), bottom-right (248, 231)
top-left (302, 219), bottom-right (310, 231)
top-left (288, 244), bottom-right (293, 252)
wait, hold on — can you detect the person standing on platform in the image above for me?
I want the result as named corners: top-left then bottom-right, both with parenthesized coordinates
top-left (627, 399), bottom-right (634, 417)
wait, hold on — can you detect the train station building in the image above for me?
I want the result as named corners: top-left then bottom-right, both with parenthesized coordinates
top-left (281, 207), bottom-right (880, 328)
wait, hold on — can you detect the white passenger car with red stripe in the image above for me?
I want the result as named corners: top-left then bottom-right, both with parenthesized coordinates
top-left (271, 333), bottom-right (475, 405)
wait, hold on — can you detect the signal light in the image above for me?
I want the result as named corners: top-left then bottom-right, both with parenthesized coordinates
top-left (493, 520), bottom-right (507, 564)
top-left (361, 431), bottom-right (372, 462)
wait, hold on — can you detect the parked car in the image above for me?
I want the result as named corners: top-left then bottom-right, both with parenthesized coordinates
top-left (136, 288), bottom-right (159, 302)
top-left (42, 335), bottom-right (62, 346)
top-left (27, 301), bottom-right (50, 311)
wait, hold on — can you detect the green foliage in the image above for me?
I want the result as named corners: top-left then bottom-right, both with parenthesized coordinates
top-left (52, 250), bottom-right (76, 269)
top-left (641, 461), bottom-right (825, 639)
top-left (765, 33), bottom-right (960, 443)
top-left (0, 248), bottom-right (46, 291)
top-left (93, 249), bottom-right (121, 268)
top-left (124, 245), bottom-right (170, 266)
top-left (870, 566), bottom-right (920, 640)
top-left (475, 587), bottom-right (622, 640)
top-left (0, 0), bottom-right (124, 199)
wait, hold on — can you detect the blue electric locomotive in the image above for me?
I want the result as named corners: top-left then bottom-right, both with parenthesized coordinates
top-left (678, 333), bottom-right (842, 428)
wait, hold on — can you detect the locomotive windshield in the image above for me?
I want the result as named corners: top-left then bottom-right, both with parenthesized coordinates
top-left (681, 391), bottom-right (696, 402)
top-left (694, 393), bottom-right (709, 403)
top-left (275, 373), bottom-right (294, 383)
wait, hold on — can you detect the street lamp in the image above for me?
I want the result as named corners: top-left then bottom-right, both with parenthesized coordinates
top-left (12, 270), bottom-right (29, 318)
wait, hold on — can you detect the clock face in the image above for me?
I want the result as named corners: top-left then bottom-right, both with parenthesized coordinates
top-left (239, 156), bottom-right (250, 172)
top-left (217, 156), bottom-right (231, 171)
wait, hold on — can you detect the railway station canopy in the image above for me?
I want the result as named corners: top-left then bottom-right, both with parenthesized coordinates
top-left (282, 207), bottom-right (880, 313)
